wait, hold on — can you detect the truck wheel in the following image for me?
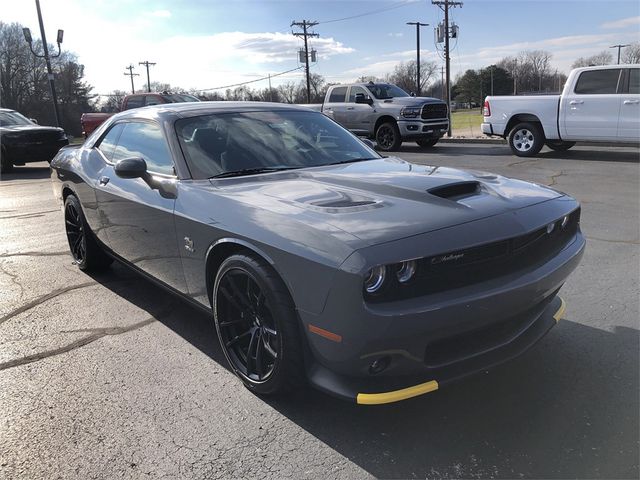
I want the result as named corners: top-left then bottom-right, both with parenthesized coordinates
top-left (508, 122), bottom-right (544, 157)
top-left (416, 139), bottom-right (438, 148)
top-left (0, 147), bottom-right (13, 174)
top-left (375, 122), bottom-right (402, 151)
top-left (546, 141), bottom-right (575, 152)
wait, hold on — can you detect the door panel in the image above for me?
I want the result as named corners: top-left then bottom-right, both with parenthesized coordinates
top-left (561, 68), bottom-right (622, 140)
top-left (345, 86), bottom-right (373, 134)
top-left (324, 86), bottom-right (349, 127)
top-left (618, 68), bottom-right (640, 141)
top-left (95, 121), bottom-right (187, 292)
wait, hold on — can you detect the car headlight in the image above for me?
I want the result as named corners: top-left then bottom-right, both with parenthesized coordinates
top-left (401, 106), bottom-right (421, 118)
top-left (395, 260), bottom-right (417, 283)
top-left (364, 265), bottom-right (386, 294)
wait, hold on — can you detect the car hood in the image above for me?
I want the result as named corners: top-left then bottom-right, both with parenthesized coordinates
top-left (1, 125), bottom-right (65, 140)
top-left (379, 96), bottom-right (444, 107)
top-left (208, 158), bottom-right (562, 247)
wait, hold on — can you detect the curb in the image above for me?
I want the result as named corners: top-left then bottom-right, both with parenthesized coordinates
top-left (437, 138), bottom-right (639, 148)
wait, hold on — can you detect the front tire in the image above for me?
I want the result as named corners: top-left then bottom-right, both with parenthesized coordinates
top-left (375, 121), bottom-right (402, 151)
top-left (508, 122), bottom-right (544, 157)
top-left (64, 195), bottom-right (112, 271)
top-left (0, 147), bottom-right (13, 174)
top-left (416, 138), bottom-right (439, 148)
top-left (213, 253), bottom-right (305, 396)
top-left (546, 140), bottom-right (575, 152)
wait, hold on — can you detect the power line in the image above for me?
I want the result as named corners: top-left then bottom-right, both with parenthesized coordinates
top-left (610, 44), bottom-right (630, 64)
top-left (291, 20), bottom-right (319, 103)
top-left (138, 60), bottom-right (156, 93)
top-left (318, 0), bottom-right (414, 25)
top-left (198, 66), bottom-right (304, 92)
top-left (123, 64), bottom-right (139, 94)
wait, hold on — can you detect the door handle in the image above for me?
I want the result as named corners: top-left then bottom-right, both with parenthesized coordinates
top-left (99, 176), bottom-right (110, 186)
top-left (623, 99), bottom-right (640, 104)
top-left (569, 100), bottom-right (584, 105)
top-left (347, 107), bottom-right (354, 110)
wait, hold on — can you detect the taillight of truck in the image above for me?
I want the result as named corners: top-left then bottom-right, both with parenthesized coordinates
top-left (483, 100), bottom-right (491, 117)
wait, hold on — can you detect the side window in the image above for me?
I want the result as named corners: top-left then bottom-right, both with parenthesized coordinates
top-left (328, 86), bottom-right (347, 103)
top-left (144, 95), bottom-right (162, 106)
top-left (348, 86), bottom-right (367, 102)
top-left (628, 69), bottom-right (639, 94)
top-left (112, 122), bottom-right (174, 175)
top-left (124, 96), bottom-right (144, 110)
top-left (574, 69), bottom-right (622, 94)
top-left (96, 123), bottom-right (124, 161)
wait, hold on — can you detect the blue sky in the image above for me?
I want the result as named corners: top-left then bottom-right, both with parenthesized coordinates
top-left (5, 0), bottom-right (640, 97)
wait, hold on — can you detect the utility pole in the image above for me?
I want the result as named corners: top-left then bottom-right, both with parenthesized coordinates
top-left (22, 0), bottom-right (64, 127)
top-left (123, 64), bottom-right (139, 94)
top-left (291, 20), bottom-right (319, 103)
top-left (432, 0), bottom-right (463, 137)
top-left (406, 22), bottom-right (429, 95)
top-left (610, 44), bottom-right (630, 64)
top-left (138, 60), bottom-right (156, 92)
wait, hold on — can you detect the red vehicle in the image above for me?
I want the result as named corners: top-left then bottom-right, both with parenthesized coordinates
top-left (81, 92), bottom-right (200, 137)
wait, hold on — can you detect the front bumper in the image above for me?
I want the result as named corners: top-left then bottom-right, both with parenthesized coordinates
top-left (8, 138), bottom-right (69, 164)
top-left (307, 295), bottom-right (566, 404)
top-left (397, 119), bottom-right (449, 140)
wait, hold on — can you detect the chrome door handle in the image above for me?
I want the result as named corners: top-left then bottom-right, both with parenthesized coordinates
top-left (569, 100), bottom-right (584, 105)
top-left (99, 176), bottom-right (110, 186)
top-left (347, 107), bottom-right (354, 110)
top-left (623, 99), bottom-right (640, 104)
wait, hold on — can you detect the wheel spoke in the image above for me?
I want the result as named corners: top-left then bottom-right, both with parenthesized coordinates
top-left (225, 330), bottom-right (250, 348)
top-left (246, 328), bottom-right (260, 377)
top-left (219, 317), bottom-right (247, 328)
top-left (262, 335), bottom-right (278, 359)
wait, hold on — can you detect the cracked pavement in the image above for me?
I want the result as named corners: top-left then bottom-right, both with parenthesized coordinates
top-left (0, 143), bottom-right (638, 479)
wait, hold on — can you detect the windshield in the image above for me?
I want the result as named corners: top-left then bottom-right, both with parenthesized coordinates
top-left (367, 84), bottom-right (410, 99)
top-left (162, 94), bottom-right (200, 103)
top-left (176, 110), bottom-right (380, 179)
top-left (0, 111), bottom-right (33, 127)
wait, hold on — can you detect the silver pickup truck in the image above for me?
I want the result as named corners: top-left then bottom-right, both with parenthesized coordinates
top-left (305, 82), bottom-right (449, 151)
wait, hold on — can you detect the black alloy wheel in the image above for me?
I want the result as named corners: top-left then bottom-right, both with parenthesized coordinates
top-left (213, 253), bottom-right (305, 395)
top-left (375, 122), bottom-right (402, 151)
top-left (64, 195), bottom-right (112, 272)
top-left (65, 198), bottom-right (87, 266)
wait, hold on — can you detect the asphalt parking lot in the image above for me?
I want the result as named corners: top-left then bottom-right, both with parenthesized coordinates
top-left (1, 143), bottom-right (638, 479)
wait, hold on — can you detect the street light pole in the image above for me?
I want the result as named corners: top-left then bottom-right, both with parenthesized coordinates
top-left (23, 0), bottom-right (63, 127)
top-left (609, 44), bottom-right (630, 64)
top-left (407, 22), bottom-right (428, 95)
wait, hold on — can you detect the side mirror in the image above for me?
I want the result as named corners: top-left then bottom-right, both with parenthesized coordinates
top-left (30, 118), bottom-right (38, 124)
top-left (355, 93), bottom-right (373, 105)
top-left (115, 157), bottom-right (147, 179)
top-left (362, 138), bottom-right (375, 149)
top-left (410, 92), bottom-right (416, 97)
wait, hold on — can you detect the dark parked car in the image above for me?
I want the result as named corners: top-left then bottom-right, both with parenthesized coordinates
top-left (51, 102), bottom-right (585, 404)
top-left (1, 108), bottom-right (69, 173)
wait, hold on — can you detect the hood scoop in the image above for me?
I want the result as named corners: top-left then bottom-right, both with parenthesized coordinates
top-left (428, 181), bottom-right (481, 201)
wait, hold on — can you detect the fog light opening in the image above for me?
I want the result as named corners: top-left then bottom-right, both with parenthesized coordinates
top-left (369, 356), bottom-right (391, 375)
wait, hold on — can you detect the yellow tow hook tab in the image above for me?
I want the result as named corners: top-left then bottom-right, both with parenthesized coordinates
top-left (553, 297), bottom-right (566, 323)
top-left (356, 380), bottom-right (439, 405)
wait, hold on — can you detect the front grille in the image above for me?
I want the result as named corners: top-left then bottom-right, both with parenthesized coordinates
top-left (421, 103), bottom-right (448, 120)
top-left (368, 208), bottom-right (580, 303)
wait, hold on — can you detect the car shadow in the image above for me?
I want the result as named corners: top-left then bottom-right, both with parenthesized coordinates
top-left (0, 164), bottom-right (52, 181)
top-left (87, 262), bottom-right (639, 479)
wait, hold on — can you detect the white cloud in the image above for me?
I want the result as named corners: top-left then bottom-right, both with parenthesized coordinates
top-left (387, 32), bottom-right (404, 37)
top-left (601, 16), bottom-right (640, 29)
top-left (149, 10), bottom-right (171, 18)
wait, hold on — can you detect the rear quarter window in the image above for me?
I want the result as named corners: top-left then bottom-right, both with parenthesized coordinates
top-left (628, 69), bottom-right (639, 94)
top-left (574, 69), bottom-right (622, 94)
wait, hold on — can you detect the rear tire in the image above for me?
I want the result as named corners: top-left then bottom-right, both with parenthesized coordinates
top-left (375, 121), bottom-right (402, 151)
top-left (64, 195), bottom-right (113, 272)
top-left (213, 253), bottom-right (306, 396)
top-left (416, 138), bottom-right (438, 148)
top-left (508, 122), bottom-right (544, 157)
top-left (546, 140), bottom-right (575, 152)
top-left (0, 147), bottom-right (13, 174)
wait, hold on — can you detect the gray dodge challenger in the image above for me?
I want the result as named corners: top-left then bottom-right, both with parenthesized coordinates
top-left (51, 102), bottom-right (584, 405)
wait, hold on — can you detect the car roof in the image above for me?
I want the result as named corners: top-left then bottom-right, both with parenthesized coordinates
top-left (0, 108), bottom-right (17, 113)
top-left (573, 64), bottom-right (639, 72)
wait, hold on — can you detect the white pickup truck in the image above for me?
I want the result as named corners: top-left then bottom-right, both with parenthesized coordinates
top-left (482, 65), bottom-right (639, 156)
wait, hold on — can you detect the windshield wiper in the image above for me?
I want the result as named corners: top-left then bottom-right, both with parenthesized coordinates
top-left (325, 157), bottom-right (378, 166)
top-left (209, 166), bottom-right (299, 179)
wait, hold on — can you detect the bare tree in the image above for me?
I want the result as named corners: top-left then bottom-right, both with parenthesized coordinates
top-left (622, 42), bottom-right (640, 64)
top-left (100, 90), bottom-right (126, 112)
top-left (277, 82), bottom-right (300, 103)
top-left (525, 50), bottom-right (552, 91)
top-left (388, 60), bottom-right (437, 94)
top-left (572, 50), bottom-right (613, 68)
